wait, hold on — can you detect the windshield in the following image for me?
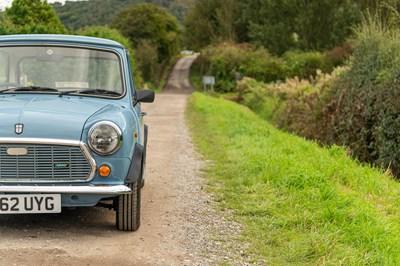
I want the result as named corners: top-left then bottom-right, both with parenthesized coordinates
top-left (0, 45), bottom-right (124, 97)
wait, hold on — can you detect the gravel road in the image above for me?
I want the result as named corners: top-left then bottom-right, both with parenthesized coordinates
top-left (0, 55), bottom-right (248, 265)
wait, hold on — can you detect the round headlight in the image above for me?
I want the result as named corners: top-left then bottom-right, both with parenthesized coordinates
top-left (88, 121), bottom-right (122, 155)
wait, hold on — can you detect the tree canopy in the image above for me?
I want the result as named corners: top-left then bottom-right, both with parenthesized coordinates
top-left (184, 0), bottom-right (239, 51)
top-left (6, 0), bottom-right (66, 33)
top-left (52, 0), bottom-right (193, 30)
top-left (184, 0), bottom-right (399, 54)
top-left (77, 26), bottom-right (142, 85)
top-left (111, 3), bottom-right (181, 62)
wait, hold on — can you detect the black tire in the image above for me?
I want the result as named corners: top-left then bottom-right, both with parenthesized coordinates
top-left (116, 180), bottom-right (141, 231)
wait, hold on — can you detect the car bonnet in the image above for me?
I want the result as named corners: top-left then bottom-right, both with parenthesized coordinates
top-left (0, 95), bottom-right (113, 140)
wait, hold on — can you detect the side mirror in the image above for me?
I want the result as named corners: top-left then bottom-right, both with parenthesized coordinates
top-left (136, 89), bottom-right (155, 103)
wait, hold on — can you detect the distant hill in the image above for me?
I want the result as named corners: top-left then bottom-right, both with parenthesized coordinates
top-left (52, 0), bottom-right (193, 30)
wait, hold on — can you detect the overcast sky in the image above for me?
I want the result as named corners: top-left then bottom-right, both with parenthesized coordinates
top-left (0, 0), bottom-right (85, 11)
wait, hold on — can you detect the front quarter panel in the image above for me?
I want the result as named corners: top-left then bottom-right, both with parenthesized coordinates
top-left (82, 106), bottom-right (140, 183)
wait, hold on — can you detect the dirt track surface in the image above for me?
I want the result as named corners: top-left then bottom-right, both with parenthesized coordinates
top-left (0, 55), bottom-right (246, 265)
top-left (163, 55), bottom-right (198, 94)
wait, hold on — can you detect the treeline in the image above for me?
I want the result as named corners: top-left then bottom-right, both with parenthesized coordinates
top-left (52, 0), bottom-right (193, 30)
top-left (185, 0), bottom-right (400, 54)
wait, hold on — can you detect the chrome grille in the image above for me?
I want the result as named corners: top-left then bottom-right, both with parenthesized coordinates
top-left (0, 144), bottom-right (92, 181)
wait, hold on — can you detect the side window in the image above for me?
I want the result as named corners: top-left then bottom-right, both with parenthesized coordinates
top-left (0, 52), bottom-right (8, 83)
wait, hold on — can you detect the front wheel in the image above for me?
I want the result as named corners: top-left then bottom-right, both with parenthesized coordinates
top-left (116, 180), bottom-right (141, 231)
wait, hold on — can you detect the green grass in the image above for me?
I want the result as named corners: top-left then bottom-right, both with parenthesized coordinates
top-left (189, 63), bottom-right (203, 92)
top-left (186, 92), bottom-right (400, 265)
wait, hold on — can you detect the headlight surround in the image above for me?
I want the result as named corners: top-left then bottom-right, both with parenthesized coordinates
top-left (88, 121), bottom-right (122, 155)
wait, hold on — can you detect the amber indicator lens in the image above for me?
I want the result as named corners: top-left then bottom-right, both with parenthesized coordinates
top-left (99, 165), bottom-right (111, 177)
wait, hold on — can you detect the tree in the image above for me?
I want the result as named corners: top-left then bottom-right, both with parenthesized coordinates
top-left (185, 0), bottom-right (386, 54)
top-left (242, 0), bottom-right (298, 54)
top-left (6, 0), bottom-right (66, 33)
top-left (51, 0), bottom-right (193, 31)
top-left (240, 0), bottom-right (362, 54)
top-left (111, 3), bottom-right (181, 62)
top-left (135, 40), bottom-right (158, 82)
top-left (77, 26), bottom-right (143, 86)
top-left (294, 0), bottom-right (359, 51)
top-left (184, 0), bottom-right (240, 50)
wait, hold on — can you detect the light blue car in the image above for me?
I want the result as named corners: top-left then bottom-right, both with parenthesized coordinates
top-left (0, 34), bottom-right (154, 231)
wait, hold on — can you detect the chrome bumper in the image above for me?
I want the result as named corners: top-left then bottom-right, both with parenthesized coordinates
top-left (0, 185), bottom-right (131, 195)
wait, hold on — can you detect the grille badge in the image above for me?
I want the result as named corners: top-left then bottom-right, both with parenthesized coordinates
top-left (15, 124), bottom-right (24, 135)
top-left (7, 147), bottom-right (28, 156)
top-left (54, 163), bottom-right (70, 169)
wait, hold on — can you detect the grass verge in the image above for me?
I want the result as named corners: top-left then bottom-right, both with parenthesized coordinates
top-left (186, 92), bottom-right (400, 265)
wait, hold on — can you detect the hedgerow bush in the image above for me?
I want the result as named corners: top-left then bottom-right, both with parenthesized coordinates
top-left (240, 14), bottom-right (400, 174)
top-left (241, 48), bottom-right (286, 83)
top-left (283, 50), bottom-right (325, 79)
top-left (196, 43), bottom-right (286, 92)
top-left (200, 43), bottom-right (247, 92)
top-left (238, 68), bottom-right (346, 142)
top-left (328, 16), bottom-right (400, 170)
top-left (195, 42), bottom-right (344, 93)
top-left (323, 43), bottom-right (353, 71)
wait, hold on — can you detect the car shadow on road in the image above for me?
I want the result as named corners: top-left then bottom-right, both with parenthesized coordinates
top-left (0, 207), bottom-right (119, 236)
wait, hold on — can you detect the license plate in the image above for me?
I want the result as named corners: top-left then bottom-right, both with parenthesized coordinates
top-left (0, 194), bottom-right (61, 214)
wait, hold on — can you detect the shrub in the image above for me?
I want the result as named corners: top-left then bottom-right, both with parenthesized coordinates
top-left (195, 43), bottom-right (338, 93)
top-left (323, 43), bottom-right (353, 71)
top-left (196, 43), bottom-right (247, 92)
top-left (283, 50), bottom-right (326, 79)
top-left (241, 48), bottom-right (286, 83)
top-left (239, 68), bottom-right (346, 142)
top-left (326, 15), bottom-right (400, 169)
top-left (196, 42), bottom-right (285, 92)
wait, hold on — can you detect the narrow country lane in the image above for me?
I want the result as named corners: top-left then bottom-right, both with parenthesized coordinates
top-left (163, 54), bottom-right (198, 93)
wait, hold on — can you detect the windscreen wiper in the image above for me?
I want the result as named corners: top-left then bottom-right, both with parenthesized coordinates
top-left (0, 86), bottom-right (58, 94)
top-left (0, 83), bottom-right (21, 93)
top-left (14, 86), bottom-right (59, 92)
top-left (0, 88), bottom-right (13, 94)
top-left (59, 88), bottom-right (122, 97)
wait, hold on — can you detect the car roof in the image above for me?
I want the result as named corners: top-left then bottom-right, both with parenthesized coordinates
top-left (0, 34), bottom-right (125, 49)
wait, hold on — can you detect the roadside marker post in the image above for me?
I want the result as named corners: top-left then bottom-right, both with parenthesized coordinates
top-left (203, 76), bottom-right (215, 91)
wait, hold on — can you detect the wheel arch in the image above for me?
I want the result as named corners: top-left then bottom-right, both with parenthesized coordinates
top-left (125, 142), bottom-right (144, 183)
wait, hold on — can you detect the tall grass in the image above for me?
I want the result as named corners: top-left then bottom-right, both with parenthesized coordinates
top-left (187, 92), bottom-right (400, 265)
